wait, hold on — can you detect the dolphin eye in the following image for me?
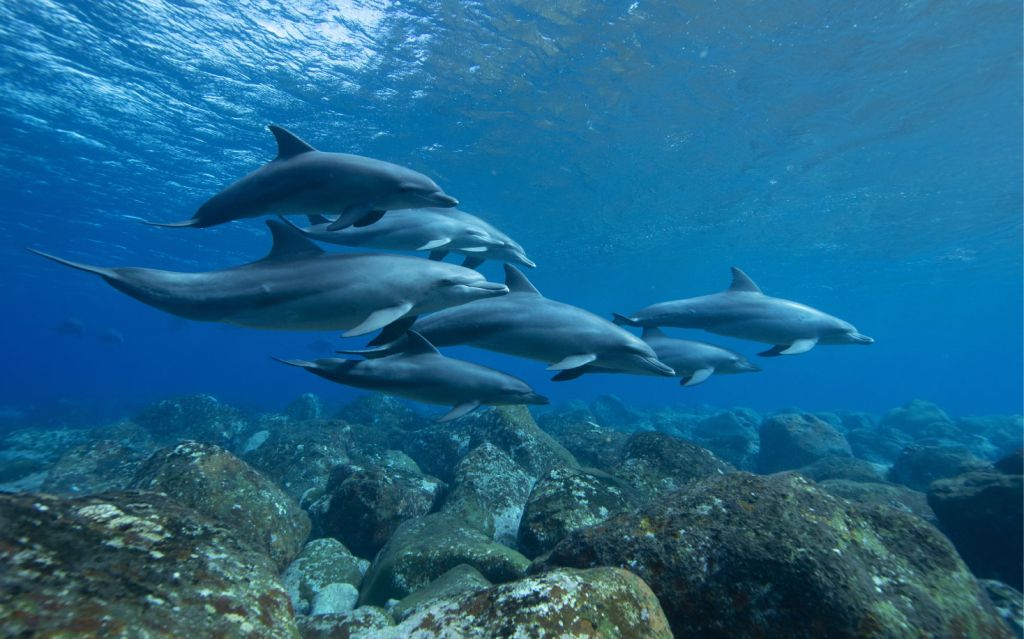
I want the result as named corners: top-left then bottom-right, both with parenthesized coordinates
top-left (439, 278), bottom-right (456, 286)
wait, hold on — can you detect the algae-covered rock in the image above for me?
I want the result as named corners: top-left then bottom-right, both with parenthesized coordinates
top-left (310, 462), bottom-right (444, 559)
top-left (0, 491), bottom-right (297, 638)
top-left (542, 472), bottom-right (1010, 639)
top-left (440, 442), bottom-right (534, 544)
top-left (959, 415), bottom-right (1024, 458)
top-left (612, 431), bottom-right (733, 500)
top-left (283, 538), bottom-right (365, 616)
top-left (928, 470), bottom-right (1023, 589)
top-left (797, 455), bottom-right (885, 483)
top-left (133, 394), bottom-right (250, 448)
top-left (400, 419), bottom-right (476, 482)
top-left (981, 580), bottom-right (1024, 639)
top-left (818, 478), bottom-right (935, 523)
top-left (517, 466), bottom-right (635, 558)
top-left (335, 393), bottom-right (426, 431)
top-left (242, 421), bottom-right (351, 505)
top-left (590, 394), bottom-right (644, 431)
top-left (549, 419), bottom-right (628, 472)
top-left (359, 512), bottom-right (530, 607)
top-left (691, 407), bottom-right (762, 470)
top-left (995, 449), bottom-right (1024, 475)
top-left (42, 439), bottom-right (152, 495)
top-left (889, 444), bottom-right (991, 491)
top-left (391, 564), bottom-right (491, 621)
top-left (846, 426), bottom-right (913, 465)
top-left (285, 393), bottom-right (324, 422)
top-left (468, 406), bottom-right (579, 477)
top-left (296, 606), bottom-right (394, 639)
top-left (880, 399), bottom-right (956, 438)
top-left (758, 412), bottom-right (852, 473)
top-left (130, 440), bottom-right (310, 570)
top-left (381, 567), bottom-right (672, 638)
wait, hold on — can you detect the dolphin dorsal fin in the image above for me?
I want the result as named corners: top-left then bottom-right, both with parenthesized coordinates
top-left (268, 125), bottom-right (316, 160)
top-left (262, 219), bottom-right (324, 261)
top-left (403, 330), bottom-right (440, 356)
top-left (727, 267), bottom-right (762, 293)
top-left (641, 327), bottom-right (667, 340)
top-left (504, 264), bottom-right (541, 295)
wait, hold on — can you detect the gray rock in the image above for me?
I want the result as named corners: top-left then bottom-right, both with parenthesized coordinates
top-left (441, 442), bottom-right (534, 545)
top-left (817, 478), bottom-right (936, 523)
top-left (590, 394), bottom-right (644, 431)
top-left (549, 419), bottom-right (628, 472)
top-left (391, 564), bottom-right (491, 622)
top-left (242, 421), bottom-right (351, 506)
top-left (889, 444), bottom-right (991, 492)
top-left (797, 455), bottom-right (885, 483)
top-left (41, 439), bottom-right (152, 495)
top-left (335, 393), bottom-right (426, 431)
top-left (758, 412), bottom-right (852, 473)
top-left (285, 393), bottom-right (324, 422)
top-left (467, 406), bottom-right (579, 477)
top-left (296, 607), bottom-right (394, 639)
top-left (311, 583), bottom-right (359, 616)
top-left (612, 431), bottom-right (733, 500)
top-left (980, 580), bottom-right (1023, 639)
top-left (283, 538), bottom-right (364, 616)
top-left (691, 408), bottom-right (762, 470)
top-left (133, 394), bottom-right (251, 448)
top-left (880, 400), bottom-right (957, 439)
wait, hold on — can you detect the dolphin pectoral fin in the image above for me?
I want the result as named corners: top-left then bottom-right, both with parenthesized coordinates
top-left (417, 238), bottom-right (452, 251)
top-left (461, 246), bottom-right (488, 252)
top-left (428, 250), bottom-right (449, 262)
top-left (437, 401), bottom-right (481, 423)
top-left (327, 204), bottom-right (375, 231)
top-left (547, 354), bottom-right (598, 371)
top-left (366, 315), bottom-right (417, 346)
top-left (271, 356), bottom-right (314, 369)
top-left (461, 255), bottom-right (486, 270)
top-left (758, 338), bottom-right (818, 357)
top-left (307, 214), bottom-right (331, 225)
top-left (612, 313), bottom-right (641, 327)
top-left (343, 302), bottom-right (415, 337)
top-left (681, 368), bottom-right (715, 387)
top-left (551, 366), bottom-right (593, 382)
top-left (141, 218), bottom-right (201, 228)
top-left (353, 210), bottom-right (386, 227)
top-left (758, 345), bottom-right (787, 357)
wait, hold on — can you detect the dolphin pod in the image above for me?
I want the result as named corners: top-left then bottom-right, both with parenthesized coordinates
top-left (614, 267), bottom-right (874, 356)
top-left (145, 125), bottom-right (458, 230)
top-left (344, 264), bottom-right (676, 380)
top-left (30, 219), bottom-right (507, 335)
top-left (276, 331), bottom-right (549, 422)
top-left (283, 207), bottom-right (535, 270)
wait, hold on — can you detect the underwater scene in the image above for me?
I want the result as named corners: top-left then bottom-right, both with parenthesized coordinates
top-left (1, 1), bottom-right (1022, 637)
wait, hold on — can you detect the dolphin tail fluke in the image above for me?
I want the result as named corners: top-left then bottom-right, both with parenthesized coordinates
top-left (271, 356), bottom-right (314, 368)
top-left (140, 218), bottom-right (202, 228)
top-left (28, 248), bottom-right (115, 279)
top-left (366, 315), bottom-right (418, 347)
top-left (612, 312), bottom-right (641, 327)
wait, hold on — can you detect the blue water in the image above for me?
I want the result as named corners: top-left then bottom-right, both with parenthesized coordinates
top-left (1, 0), bottom-right (1021, 420)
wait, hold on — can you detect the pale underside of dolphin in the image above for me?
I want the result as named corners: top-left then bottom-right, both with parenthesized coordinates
top-left (552, 327), bottom-right (762, 386)
top-left (613, 267), bottom-right (874, 357)
top-left (145, 125), bottom-right (458, 230)
top-left (275, 331), bottom-right (549, 422)
top-left (30, 219), bottom-right (507, 335)
top-left (340, 264), bottom-right (675, 381)
top-left (284, 207), bottom-right (536, 270)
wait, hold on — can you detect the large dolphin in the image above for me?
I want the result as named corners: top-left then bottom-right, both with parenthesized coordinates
top-left (145, 125), bottom-right (458, 230)
top-left (552, 327), bottom-right (761, 386)
top-left (344, 265), bottom-right (675, 380)
top-left (276, 331), bottom-right (549, 422)
top-left (613, 267), bottom-right (873, 356)
top-left (30, 219), bottom-right (507, 336)
top-left (286, 207), bottom-right (536, 269)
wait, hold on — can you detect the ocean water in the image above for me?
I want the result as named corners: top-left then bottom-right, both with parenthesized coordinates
top-left (0, 0), bottom-right (1021, 421)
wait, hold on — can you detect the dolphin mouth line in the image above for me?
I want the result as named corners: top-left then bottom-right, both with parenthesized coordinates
top-left (469, 282), bottom-right (509, 294)
top-left (850, 333), bottom-right (874, 345)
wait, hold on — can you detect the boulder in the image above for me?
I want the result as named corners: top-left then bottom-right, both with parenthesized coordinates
top-left (517, 466), bottom-right (636, 558)
top-left (382, 568), bottom-right (672, 639)
top-left (133, 394), bottom-right (250, 448)
top-left (285, 393), bottom-right (324, 422)
top-left (42, 439), bottom-right (152, 495)
top-left (283, 538), bottom-right (366, 616)
top-left (958, 415), bottom-right (1024, 459)
top-left (242, 421), bottom-right (351, 506)
top-left (691, 408), bottom-right (761, 470)
top-left (928, 471), bottom-right (1023, 589)
top-left (359, 513), bottom-right (530, 607)
top-left (308, 462), bottom-right (444, 559)
top-left (400, 419), bottom-right (476, 483)
top-left (467, 406), bottom-right (578, 477)
top-left (817, 479), bottom-right (935, 523)
top-left (391, 564), bottom-right (491, 622)
top-left (846, 426), bottom-right (913, 465)
top-left (129, 441), bottom-right (310, 570)
top-left (889, 444), bottom-right (991, 492)
top-left (797, 455), bottom-right (885, 483)
top-left (995, 449), bottom-right (1024, 475)
top-left (758, 412), bottom-right (852, 473)
top-left (880, 400), bottom-right (956, 439)
top-left (980, 580), bottom-right (1023, 639)
top-left (590, 394), bottom-right (644, 431)
top-left (296, 607), bottom-right (393, 639)
top-left (0, 491), bottom-right (297, 638)
top-left (335, 394), bottom-right (426, 431)
top-left (612, 431), bottom-right (733, 500)
top-left (542, 472), bottom-right (1010, 638)
top-left (549, 419), bottom-right (628, 472)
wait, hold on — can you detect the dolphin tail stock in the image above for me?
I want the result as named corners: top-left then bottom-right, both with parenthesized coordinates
top-left (27, 248), bottom-right (116, 279)
top-left (612, 312), bottom-right (641, 327)
top-left (365, 315), bottom-right (418, 347)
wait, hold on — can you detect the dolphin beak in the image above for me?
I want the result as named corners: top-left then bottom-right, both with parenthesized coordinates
top-left (517, 254), bottom-right (537, 268)
top-left (850, 332), bottom-right (874, 345)
top-left (431, 193), bottom-right (459, 208)
top-left (643, 356), bottom-right (675, 377)
top-left (739, 361), bottom-right (762, 372)
top-left (523, 392), bottom-right (550, 405)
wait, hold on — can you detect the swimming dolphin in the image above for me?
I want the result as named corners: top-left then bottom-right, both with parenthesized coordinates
top-left (145, 125), bottom-right (458, 230)
top-left (613, 267), bottom-right (873, 356)
top-left (288, 207), bottom-right (536, 270)
top-left (275, 331), bottom-right (549, 422)
top-left (342, 265), bottom-right (675, 380)
top-left (552, 327), bottom-right (761, 386)
top-left (29, 219), bottom-right (507, 335)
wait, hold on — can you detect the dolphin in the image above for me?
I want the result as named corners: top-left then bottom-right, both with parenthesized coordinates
top-left (613, 267), bottom-right (874, 356)
top-left (275, 331), bottom-right (549, 422)
top-left (342, 265), bottom-right (675, 380)
top-left (288, 207), bottom-right (536, 270)
top-left (145, 125), bottom-right (458, 230)
top-left (30, 219), bottom-right (508, 335)
top-left (551, 327), bottom-right (762, 386)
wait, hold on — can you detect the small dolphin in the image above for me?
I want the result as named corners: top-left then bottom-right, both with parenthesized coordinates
top-left (613, 267), bottom-right (873, 357)
top-left (145, 125), bottom-right (458, 230)
top-left (276, 331), bottom-right (549, 422)
top-left (96, 327), bottom-right (125, 346)
top-left (343, 265), bottom-right (674, 380)
top-left (53, 318), bottom-right (85, 338)
top-left (30, 219), bottom-right (507, 335)
top-left (288, 207), bottom-right (535, 269)
top-left (552, 327), bottom-right (761, 386)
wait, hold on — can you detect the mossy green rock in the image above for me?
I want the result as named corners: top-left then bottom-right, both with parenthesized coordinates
top-left (758, 412), bottom-right (852, 473)
top-left (542, 472), bottom-right (1011, 639)
top-left (242, 420), bottom-right (352, 506)
top-left (41, 439), bottom-right (152, 495)
top-left (0, 491), bottom-right (297, 638)
top-left (134, 394), bottom-right (251, 448)
top-left (468, 406), bottom-right (578, 477)
top-left (359, 512), bottom-right (530, 607)
top-left (295, 606), bottom-right (394, 639)
top-left (380, 567), bottom-right (672, 638)
top-left (441, 442), bottom-right (534, 544)
top-left (130, 441), bottom-right (311, 571)
top-left (798, 455), bottom-right (885, 483)
top-left (392, 564), bottom-right (491, 621)
top-left (612, 431), bottom-right (733, 500)
top-left (818, 478), bottom-right (936, 523)
top-left (283, 538), bottom-right (366, 615)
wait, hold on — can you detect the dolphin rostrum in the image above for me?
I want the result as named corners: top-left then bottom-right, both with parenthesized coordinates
top-left (613, 267), bottom-right (873, 356)
top-left (145, 125), bottom-right (458, 230)
top-left (275, 331), bottom-right (549, 422)
top-left (287, 207), bottom-right (536, 270)
top-left (552, 327), bottom-right (762, 386)
top-left (30, 219), bottom-right (507, 335)
top-left (343, 265), bottom-right (675, 380)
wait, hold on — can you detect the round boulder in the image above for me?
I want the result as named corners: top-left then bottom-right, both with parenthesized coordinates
top-left (758, 412), bottom-right (852, 473)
